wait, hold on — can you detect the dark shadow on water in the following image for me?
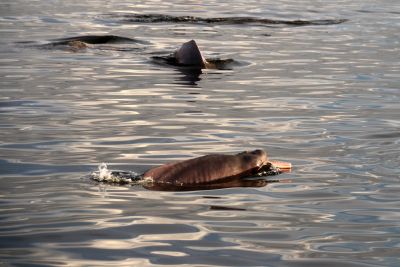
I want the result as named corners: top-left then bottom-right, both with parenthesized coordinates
top-left (90, 168), bottom-right (282, 191)
top-left (177, 68), bottom-right (203, 86)
top-left (50, 35), bottom-right (148, 45)
top-left (107, 13), bottom-right (348, 27)
top-left (143, 177), bottom-right (280, 191)
top-left (152, 55), bottom-right (238, 70)
top-left (362, 131), bottom-right (400, 139)
top-left (151, 54), bottom-right (236, 70)
top-left (152, 56), bottom-right (203, 86)
top-left (152, 55), bottom-right (241, 85)
top-left (209, 205), bottom-right (247, 211)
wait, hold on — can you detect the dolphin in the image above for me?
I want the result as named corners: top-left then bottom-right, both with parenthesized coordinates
top-left (173, 39), bottom-right (212, 68)
top-left (142, 149), bottom-right (291, 186)
top-left (92, 149), bottom-right (291, 191)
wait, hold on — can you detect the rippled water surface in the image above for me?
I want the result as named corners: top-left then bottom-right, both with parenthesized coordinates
top-left (1, 0), bottom-right (399, 266)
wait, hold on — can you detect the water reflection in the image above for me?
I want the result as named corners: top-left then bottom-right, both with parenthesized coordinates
top-left (1, 0), bottom-right (400, 266)
top-left (175, 67), bottom-right (203, 86)
top-left (145, 177), bottom-right (277, 191)
top-left (152, 57), bottom-right (237, 86)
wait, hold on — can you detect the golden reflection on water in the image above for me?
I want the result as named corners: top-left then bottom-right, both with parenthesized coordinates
top-left (1, 0), bottom-right (400, 266)
top-left (136, 229), bottom-right (207, 242)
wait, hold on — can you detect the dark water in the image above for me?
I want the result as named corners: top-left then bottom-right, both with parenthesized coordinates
top-left (1, 0), bottom-right (399, 266)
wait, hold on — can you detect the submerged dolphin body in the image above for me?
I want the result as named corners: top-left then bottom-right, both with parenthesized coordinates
top-left (27, 35), bottom-right (148, 52)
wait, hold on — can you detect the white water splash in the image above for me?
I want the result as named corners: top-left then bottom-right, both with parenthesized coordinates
top-left (98, 163), bottom-right (112, 180)
top-left (91, 163), bottom-right (141, 184)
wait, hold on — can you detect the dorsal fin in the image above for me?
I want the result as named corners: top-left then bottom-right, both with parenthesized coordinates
top-left (174, 40), bottom-right (208, 68)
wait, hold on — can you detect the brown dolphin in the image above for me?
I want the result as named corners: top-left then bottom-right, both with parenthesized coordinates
top-left (144, 176), bottom-right (274, 191)
top-left (142, 149), bottom-right (291, 186)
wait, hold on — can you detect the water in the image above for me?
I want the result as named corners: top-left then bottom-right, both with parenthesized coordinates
top-left (0, 0), bottom-right (399, 266)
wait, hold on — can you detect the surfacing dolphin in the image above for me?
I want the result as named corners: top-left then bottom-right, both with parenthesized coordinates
top-left (28, 35), bottom-right (148, 52)
top-left (174, 39), bottom-right (209, 68)
top-left (29, 36), bottom-right (233, 69)
top-left (153, 39), bottom-right (235, 70)
top-left (92, 149), bottom-right (291, 191)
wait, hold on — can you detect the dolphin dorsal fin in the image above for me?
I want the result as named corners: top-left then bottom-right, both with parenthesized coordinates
top-left (175, 40), bottom-right (208, 68)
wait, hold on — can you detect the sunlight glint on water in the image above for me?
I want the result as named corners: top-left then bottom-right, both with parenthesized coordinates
top-left (0, 0), bottom-right (399, 266)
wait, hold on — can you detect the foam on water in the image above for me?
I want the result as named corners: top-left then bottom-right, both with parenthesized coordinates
top-left (91, 163), bottom-right (142, 184)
